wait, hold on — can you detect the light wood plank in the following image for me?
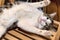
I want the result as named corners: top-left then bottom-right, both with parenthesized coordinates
top-left (8, 30), bottom-right (31, 40)
top-left (5, 34), bottom-right (18, 40)
top-left (52, 24), bottom-right (60, 40)
top-left (15, 29), bottom-right (46, 40)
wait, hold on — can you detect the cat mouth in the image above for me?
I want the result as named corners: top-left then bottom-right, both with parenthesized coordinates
top-left (42, 21), bottom-right (54, 30)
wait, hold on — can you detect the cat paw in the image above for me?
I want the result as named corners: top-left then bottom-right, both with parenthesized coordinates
top-left (44, 0), bottom-right (51, 6)
top-left (40, 30), bottom-right (52, 37)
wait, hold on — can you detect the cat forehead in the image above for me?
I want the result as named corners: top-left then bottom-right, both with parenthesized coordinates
top-left (44, 14), bottom-right (53, 22)
top-left (43, 14), bottom-right (53, 21)
top-left (43, 14), bottom-right (51, 18)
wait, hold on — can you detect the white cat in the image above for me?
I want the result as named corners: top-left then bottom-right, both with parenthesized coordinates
top-left (0, 0), bottom-right (56, 38)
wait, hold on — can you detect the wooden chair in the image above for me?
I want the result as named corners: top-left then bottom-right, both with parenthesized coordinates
top-left (0, 0), bottom-right (5, 7)
top-left (51, 21), bottom-right (60, 40)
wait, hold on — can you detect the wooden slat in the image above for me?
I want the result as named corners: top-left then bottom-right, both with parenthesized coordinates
top-left (17, 28), bottom-right (58, 40)
top-left (51, 20), bottom-right (60, 40)
top-left (2, 29), bottom-right (46, 40)
top-left (15, 29), bottom-right (47, 40)
top-left (4, 33), bottom-right (18, 40)
top-left (8, 30), bottom-right (31, 40)
top-left (50, 31), bottom-right (56, 40)
top-left (54, 20), bottom-right (60, 25)
top-left (53, 20), bottom-right (60, 28)
top-left (52, 24), bottom-right (60, 40)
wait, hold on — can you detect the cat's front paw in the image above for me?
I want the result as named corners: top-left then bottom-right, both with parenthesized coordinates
top-left (40, 30), bottom-right (52, 37)
top-left (44, 0), bottom-right (51, 6)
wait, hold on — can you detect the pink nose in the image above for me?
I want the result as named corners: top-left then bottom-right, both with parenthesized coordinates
top-left (41, 19), bottom-right (46, 22)
top-left (39, 18), bottom-right (46, 22)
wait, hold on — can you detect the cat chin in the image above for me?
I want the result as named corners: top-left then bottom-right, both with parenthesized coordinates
top-left (38, 24), bottom-right (44, 29)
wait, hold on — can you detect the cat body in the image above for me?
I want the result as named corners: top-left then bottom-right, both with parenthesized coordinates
top-left (0, 0), bottom-right (55, 38)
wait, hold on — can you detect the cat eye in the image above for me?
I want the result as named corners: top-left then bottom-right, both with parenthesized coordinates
top-left (47, 17), bottom-right (49, 19)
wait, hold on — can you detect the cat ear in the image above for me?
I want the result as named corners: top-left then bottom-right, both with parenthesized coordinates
top-left (49, 12), bottom-right (56, 18)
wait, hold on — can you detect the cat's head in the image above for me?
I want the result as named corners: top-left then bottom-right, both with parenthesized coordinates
top-left (38, 12), bottom-right (56, 30)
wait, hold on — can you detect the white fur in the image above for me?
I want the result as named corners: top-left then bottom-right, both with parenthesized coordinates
top-left (29, 0), bottom-right (51, 8)
top-left (0, 26), bottom-right (6, 37)
top-left (0, 0), bottom-right (52, 38)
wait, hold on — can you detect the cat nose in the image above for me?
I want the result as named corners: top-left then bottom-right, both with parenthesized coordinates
top-left (41, 17), bottom-right (47, 22)
top-left (41, 19), bottom-right (46, 22)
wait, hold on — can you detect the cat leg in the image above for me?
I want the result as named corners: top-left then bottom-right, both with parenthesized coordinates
top-left (17, 21), bottom-right (52, 37)
top-left (29, 0), bottom-right (51, 8)
top-left (0, 26), bottom-right (6, 38)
